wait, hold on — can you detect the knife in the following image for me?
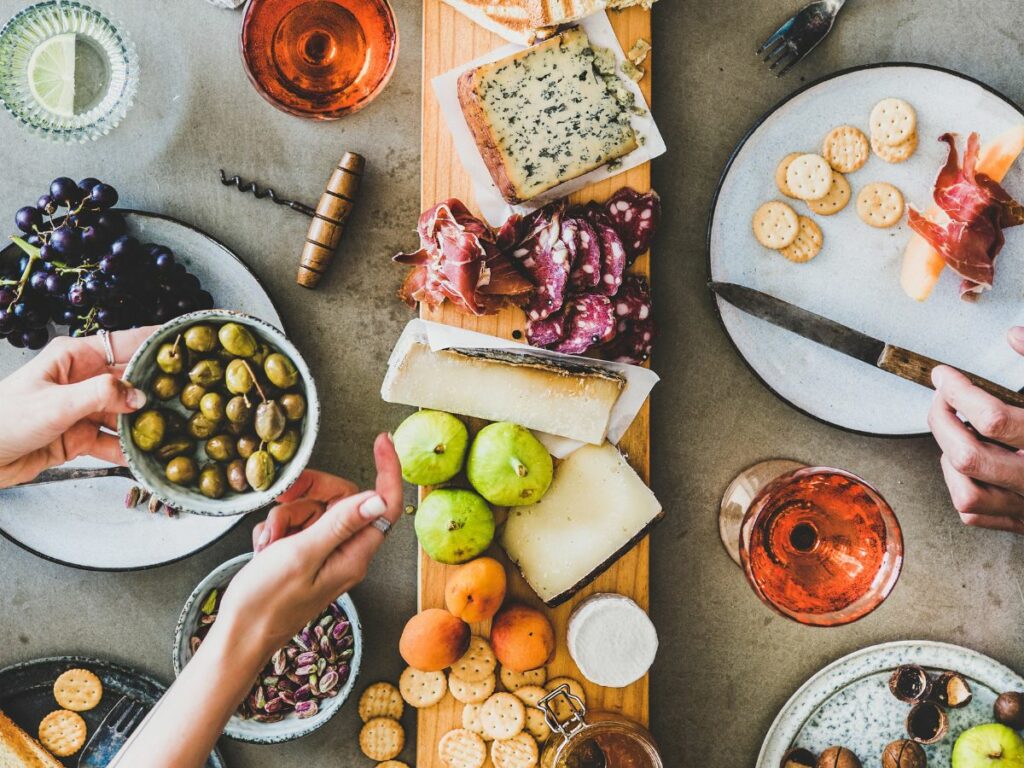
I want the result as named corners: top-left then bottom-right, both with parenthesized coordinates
top-left (709, 281), bottom-right (1024, 408)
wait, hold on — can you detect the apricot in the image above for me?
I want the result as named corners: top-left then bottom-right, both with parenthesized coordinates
top-left (491, 603), bottom-right (555, 672)
top-left (445, 557), bottom-right (508, 624)
top-left (399, 608), bottom-right (470, 671)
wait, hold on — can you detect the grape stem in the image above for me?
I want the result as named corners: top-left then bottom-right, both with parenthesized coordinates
top-left (8, 236), bottom-right (40, 309)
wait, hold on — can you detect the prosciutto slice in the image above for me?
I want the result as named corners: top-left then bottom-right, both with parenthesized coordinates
top-left (908, 133), bottom-right (1024, 298)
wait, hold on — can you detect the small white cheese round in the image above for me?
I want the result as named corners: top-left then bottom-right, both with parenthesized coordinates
top-left (567, 593), bottom-right (658, 688)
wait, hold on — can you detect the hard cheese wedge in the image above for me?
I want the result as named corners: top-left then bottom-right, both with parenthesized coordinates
top-left (381, 340), bottom-right (624, 445)
top-left (502, 442), bottom-right (663, 606)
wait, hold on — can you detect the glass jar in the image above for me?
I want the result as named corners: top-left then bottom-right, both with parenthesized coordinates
top-left (539, 685), bottom-right (662, 768)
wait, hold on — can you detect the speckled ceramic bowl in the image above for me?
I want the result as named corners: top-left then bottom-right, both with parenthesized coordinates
top-left (172, 553), bottom-right (363, 744)
top-left (118, 310), bottom-right (320, 517)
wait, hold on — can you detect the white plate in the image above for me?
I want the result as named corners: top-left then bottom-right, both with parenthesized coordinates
top-left (759, 640), bottom-right (1024, 767)
top-left (0, 210), bottom-right (282, 570)
top-left (709, 64), bottom-right (1024, 435)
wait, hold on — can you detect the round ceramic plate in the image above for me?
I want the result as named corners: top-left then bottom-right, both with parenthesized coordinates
top-left (0, 655), bottom-right (225, 767)
top-left (0, 210), bottom-right (282, 570)
top-left (759, 640), bottom-right (1024, 767)
top-left (709, 64), bottom-right (1024, 436)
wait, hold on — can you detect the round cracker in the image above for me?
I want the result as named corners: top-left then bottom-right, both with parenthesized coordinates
top-left (785, 154), bottom-right (833, 201)
top-left (38, 710), bottom-right (86, 757)
top-left (544, 677), bottom-right (587, 724)
top-left (463, 703), bottom-right (490, 740)
top-left (775, 152), bottom-right (803, 198)
top-left (359, 717), bottom-right (405, 762)
top-left (500, 666), bottom-right (547, 692)
top-left (513, 685), bottom-right (551, 743)
top-left (359, 681), bottom-right (404, 722)
top-left (870, 98), bottom-right (917, 146)
top-left (872, 131), bottom-right (918, 164)
top-left (399, 667), bottom-right (447, 709)
top-left (439, 728), bottom-right (487, 768)
top-left (779, 217), bottom-right (824, 264)
top-left (481, 692), bottom-right (526, 741)
top-left (491, 732), bottom-right (539, 768)
top-left (53, 668), bottom-right (103, 712)
top-left (807, 171), bottom-right (851, 216)
top-left (857, 182), bottom-right (905, 228)
top-left (821, 125), bottom-right (870, 174)
top-left (451, 636), bottom-right (497, 683)
top-left (450, 673), bottom-right (496, 704)
top-left (752, 201), bottom-right (800, 249)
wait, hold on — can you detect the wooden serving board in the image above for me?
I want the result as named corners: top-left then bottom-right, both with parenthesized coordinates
top-left (418, 3), bottom-right (654, 765)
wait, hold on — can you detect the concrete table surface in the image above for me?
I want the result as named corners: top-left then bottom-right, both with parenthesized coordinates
top-left (1, 0), bottom-right (1024, 765)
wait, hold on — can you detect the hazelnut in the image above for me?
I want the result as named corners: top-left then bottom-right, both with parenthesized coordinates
top-left (906, 701), bottom-right (948, 744)
top-left (889, 665), bottom-right (931, 703)
top-left (932, 671), bottom-right (972, 709)
top-left (882, 739), bottom-right (927, 768)
top-left (782, 748), bottom-right (816, 768)
top-left (995, 691), bottom-right (1024, 729)
top-left (816, 746), bottom-right (862, 768)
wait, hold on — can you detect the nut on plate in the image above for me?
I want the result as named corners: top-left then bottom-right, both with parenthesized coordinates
top-left (906, 701), bottom-right (948, 744)
top-left (816, 746), bottom-right (861, 768)
top-left (931, 671), bottom-right (972, 708)
top-left (781, 747), bottom-right (816, 768)
top-left (889, 665), bottom-right (931, 703)
top-left (994, 691), bottom-right (1024, 729)
top-left (882, 739), bottom-right (926, 768)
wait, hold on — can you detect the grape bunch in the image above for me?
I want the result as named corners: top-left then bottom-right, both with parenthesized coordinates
top-left (1, 177), bottom-right (214, 350)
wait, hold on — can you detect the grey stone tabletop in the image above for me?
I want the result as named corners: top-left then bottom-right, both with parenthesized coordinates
top-left (1, 1), bottom-right (1024, 766)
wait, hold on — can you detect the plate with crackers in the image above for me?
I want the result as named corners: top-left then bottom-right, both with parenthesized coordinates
top-left (0, 656), bottom-right (225, 767)
top-left (709, 64), bottom-right (1024, 435)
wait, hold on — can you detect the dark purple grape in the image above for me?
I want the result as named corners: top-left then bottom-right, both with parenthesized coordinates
top-left (15, 206), bottom-right (42, 233)
top-left (153, 252), bottom-right (175, 273)
top-left (0, 288), bottom-right (15, 305)
top-left (44, 274), bottom-right (63, 295)
top-left (77, 177), bottom-right (101, 194)
top-left (110, 235), bottom-right (139, 259)
top-left (80, 225), bottom-right (103, 252)
top-left (17, 255), bottom-right (30, 273)
top-left (49, 227), bottom-right (79, 256)
top-left (11, 302), bottom-right (27, 320)
top-left (24, 305), bottom-right (48, 328)
top-left (25, 234), bottom-right (41, 247)
top-left (0, 309), bottom-right (14, 333)
top-left (90, 183), bottom-right (118, 209)
top-left (69, 210), bottom-right (96, 229)
top-left (36, 194), bottom-right (57, 215)
top-left (29, 271), bottom-right (48, 291)
top-left (8, 332), bottom-right (26, 349)
top-left (38, 243), bottom-right (54, 262)
top-left (83, 275), bottom-right (103, 295)
top-left (96, 307), bottom-right (119, 329)
top-left (49, 177), bottom-right (80, 206)
top-left (98, 254), bottom-right (121, 275)
top-left (39, 261), bottom-right (55, 273)
top-left (174, 296), bottom-right (195, 314)
top-left (195, 290), bottom-right (214, 310)
top-left (22, 327), bottom-right (49, 349)
top-left (59, 308), bottom-right (78, 325)
top-left (96, 212), bottom-right (125, 236)
top-left (170, 262), bottom-right (187, 280)
top-left (179, 273), bottom-right (201, 293)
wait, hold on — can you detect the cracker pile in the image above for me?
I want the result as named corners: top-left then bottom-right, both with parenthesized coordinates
top-left (38, 668), bottom-right (103, 757)
top-left (753, 97), bottom-right (919, 264)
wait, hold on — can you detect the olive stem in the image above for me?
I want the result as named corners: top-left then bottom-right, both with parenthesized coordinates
top-left (171, 333), bottom-right (182, 360)
top-left (241, 360), bottom-right (267, 402)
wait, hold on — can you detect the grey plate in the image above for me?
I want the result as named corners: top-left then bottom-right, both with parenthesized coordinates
top-left (0, 655), bottom-right (225, 767)
top-left (759, 640), bottom-right (1024, 767)
top-left (0, 210), bottom-right (282, 570)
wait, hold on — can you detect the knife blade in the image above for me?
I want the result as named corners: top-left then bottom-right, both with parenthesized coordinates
top-left (709, 281), bottom-right (1024, 409)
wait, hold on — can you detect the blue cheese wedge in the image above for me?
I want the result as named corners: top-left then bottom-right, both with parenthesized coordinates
top-left (457, 27), bottom-right (638, 204)
top-left (502, 442), bottom-right (663, 606)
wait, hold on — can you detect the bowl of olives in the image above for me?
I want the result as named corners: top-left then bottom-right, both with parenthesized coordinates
top-left (118, 310), bottom-right (320, 516)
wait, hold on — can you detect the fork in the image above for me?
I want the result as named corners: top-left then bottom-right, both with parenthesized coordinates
top-left (756, 0), bottom-right (848, 76)
top-left (78, 696), bottom-right (149, 768)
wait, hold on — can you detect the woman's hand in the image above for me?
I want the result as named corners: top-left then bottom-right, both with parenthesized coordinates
top-left (929, 326), bottom-right (1024, 534)
top-left (0, 328), bottom-right (154, 488)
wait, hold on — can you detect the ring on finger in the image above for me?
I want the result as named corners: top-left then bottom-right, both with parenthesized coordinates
top-left (97, 329), bottom-right (115, 367)
top-left (370, 517), bottom-right (392, 537)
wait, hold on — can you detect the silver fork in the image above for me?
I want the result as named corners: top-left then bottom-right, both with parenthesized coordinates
top-left (756, 0), bottom-right (848, 77)
top-left (77, 696), bottom-right (149, 768)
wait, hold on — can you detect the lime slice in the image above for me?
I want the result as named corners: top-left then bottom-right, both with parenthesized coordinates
top-left (27, 33), bottom-right (77, 118)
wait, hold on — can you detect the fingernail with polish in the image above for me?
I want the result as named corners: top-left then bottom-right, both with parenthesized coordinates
top-left (1010, 327), bottom-right (1024, 345)
top-left (126, 386), bottom-right (147, 410)
top-left (360, 495), bottom-right (387, 519)
top-left (256, 527), bottom-right (270, 551)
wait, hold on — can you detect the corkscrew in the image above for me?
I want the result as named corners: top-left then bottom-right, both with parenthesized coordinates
top-left (217, 151), bottom-right (365, 289)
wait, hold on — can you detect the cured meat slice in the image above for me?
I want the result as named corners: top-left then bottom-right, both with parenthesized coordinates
top-left (511, 203), bottom-right (571, 321)
top-left (552, 294), bottom-right (616, 355)
top-left (605, 187), bottom-right (661, 264)
top-left (603, 317), bottom-right (655, 364)
top-left (612, 275), bottom-right (653, 324)
top-left (586, 204), bottom-right (627, 297)
top-left (568, 215), bottom-right (602, 292)
top-left (525, 311), bottom-right (568, 348)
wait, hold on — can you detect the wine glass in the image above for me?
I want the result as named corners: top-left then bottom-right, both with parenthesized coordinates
top-left (719, 461), bottom-right (904, 627)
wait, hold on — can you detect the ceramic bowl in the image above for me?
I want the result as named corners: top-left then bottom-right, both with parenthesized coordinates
top-left (172, 553), bottom-right (363, 743)
top-left (118, 309), bottom-right (320, 517)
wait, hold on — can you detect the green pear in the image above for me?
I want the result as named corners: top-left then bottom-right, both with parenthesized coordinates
top-left (953, 724), bottom-right (1024, 768)
top-left (414, 489), bottom-right (495, 564)
top-left (466, 422), bottom-right (553, 507)
top-left (393, 410), bottom-right (468, 486)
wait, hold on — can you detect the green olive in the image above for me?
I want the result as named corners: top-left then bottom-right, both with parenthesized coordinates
top-left (180, 383), bottom-right (206, 410)
top-left (130, 410), bottom-right (166, 452)
top-left (156, 341), bottom-right (185, 375)
top-left (166, 456), bottom-right (198, 485)
top-left (279, 393), bottom-right (307, 422)
top-left (154, 437), bottom-right (195, 462)
top-left (198, 464), bottom-right (228, 499)
top-left (250, 343), bottom-right (272, 366)
top-left (245, 450), bottom-right (276, 492)
top-left (255, 401), bottom-right (286, 442)
top-left (189, 359), bottom-right (224, 388)
top-left (268, 428), bottom-right (299, 463)
top-left (237, 434), bottom-right (260, 460)
top-left (225, 396), bottom-right (252, 424)
top-left (225, 359), bottom-right (254, 395)
top-left (226, 459), bottom-right (249, 493)
top-left (205, 434), bottom-right (237, 462)
top-left (152, 373), bottom-right (183, 401)
top-left (163, 409), bottom-right (186, 437)
top-left (187, 412), bottom-right (220, 440)
top-left (218, 323), bottom-right (258, 357)
top-left (184, 324), bottom-right (218, 353)
top-left (226, 419), bottom-right (247, 436)
top-left (199, 392), bottom-right (226, 422)
top-left (264, 353), bottom-right (299, 389)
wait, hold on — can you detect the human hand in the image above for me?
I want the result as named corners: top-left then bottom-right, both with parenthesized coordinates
top-left (929, 326), bottom-right (1024, 534)
top-left (0, 328), bottom-right (155, 488)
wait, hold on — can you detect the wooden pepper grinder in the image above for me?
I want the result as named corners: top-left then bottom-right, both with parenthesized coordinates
top-left (297, 151), bottom-right (365, 288)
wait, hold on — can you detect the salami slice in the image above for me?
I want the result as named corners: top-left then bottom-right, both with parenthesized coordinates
top-left (525, 310), bottom-right (568, 348)
top-left (605, 188), bottom-right (661, 264)
top-left (586, 205), bottom-right (627, 297)
top-left (568, 215), bottom-right (602, 292)
top-left (612, 276), bottom-right (653, 323)
top-left (603, 316), bottom-right (655, 364)
top-left (513, 212), bottom-right (570, 321)
top-left (552, 293), bottom-right (616, 355)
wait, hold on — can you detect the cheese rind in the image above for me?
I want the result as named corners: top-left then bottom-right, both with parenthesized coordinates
top-left (567, 594), bottom-right (658, 688)
top-left (501, 442), bottom-right (662, 606)
top-left (380, 341), bottom-right (624, 445)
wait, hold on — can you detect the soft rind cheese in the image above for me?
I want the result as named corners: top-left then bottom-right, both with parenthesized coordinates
top-left (501, 442), bottom-right (663, 606)
top-left (380, 340), bottom-right (624, 445)
top-left (567, 594), bottom-right (658, 688)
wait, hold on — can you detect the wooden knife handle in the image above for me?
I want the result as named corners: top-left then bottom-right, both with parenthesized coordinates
top-left (297, 151), bottom-right (365, 289)
top-left (878, 344), bottom-right (1024, 409)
